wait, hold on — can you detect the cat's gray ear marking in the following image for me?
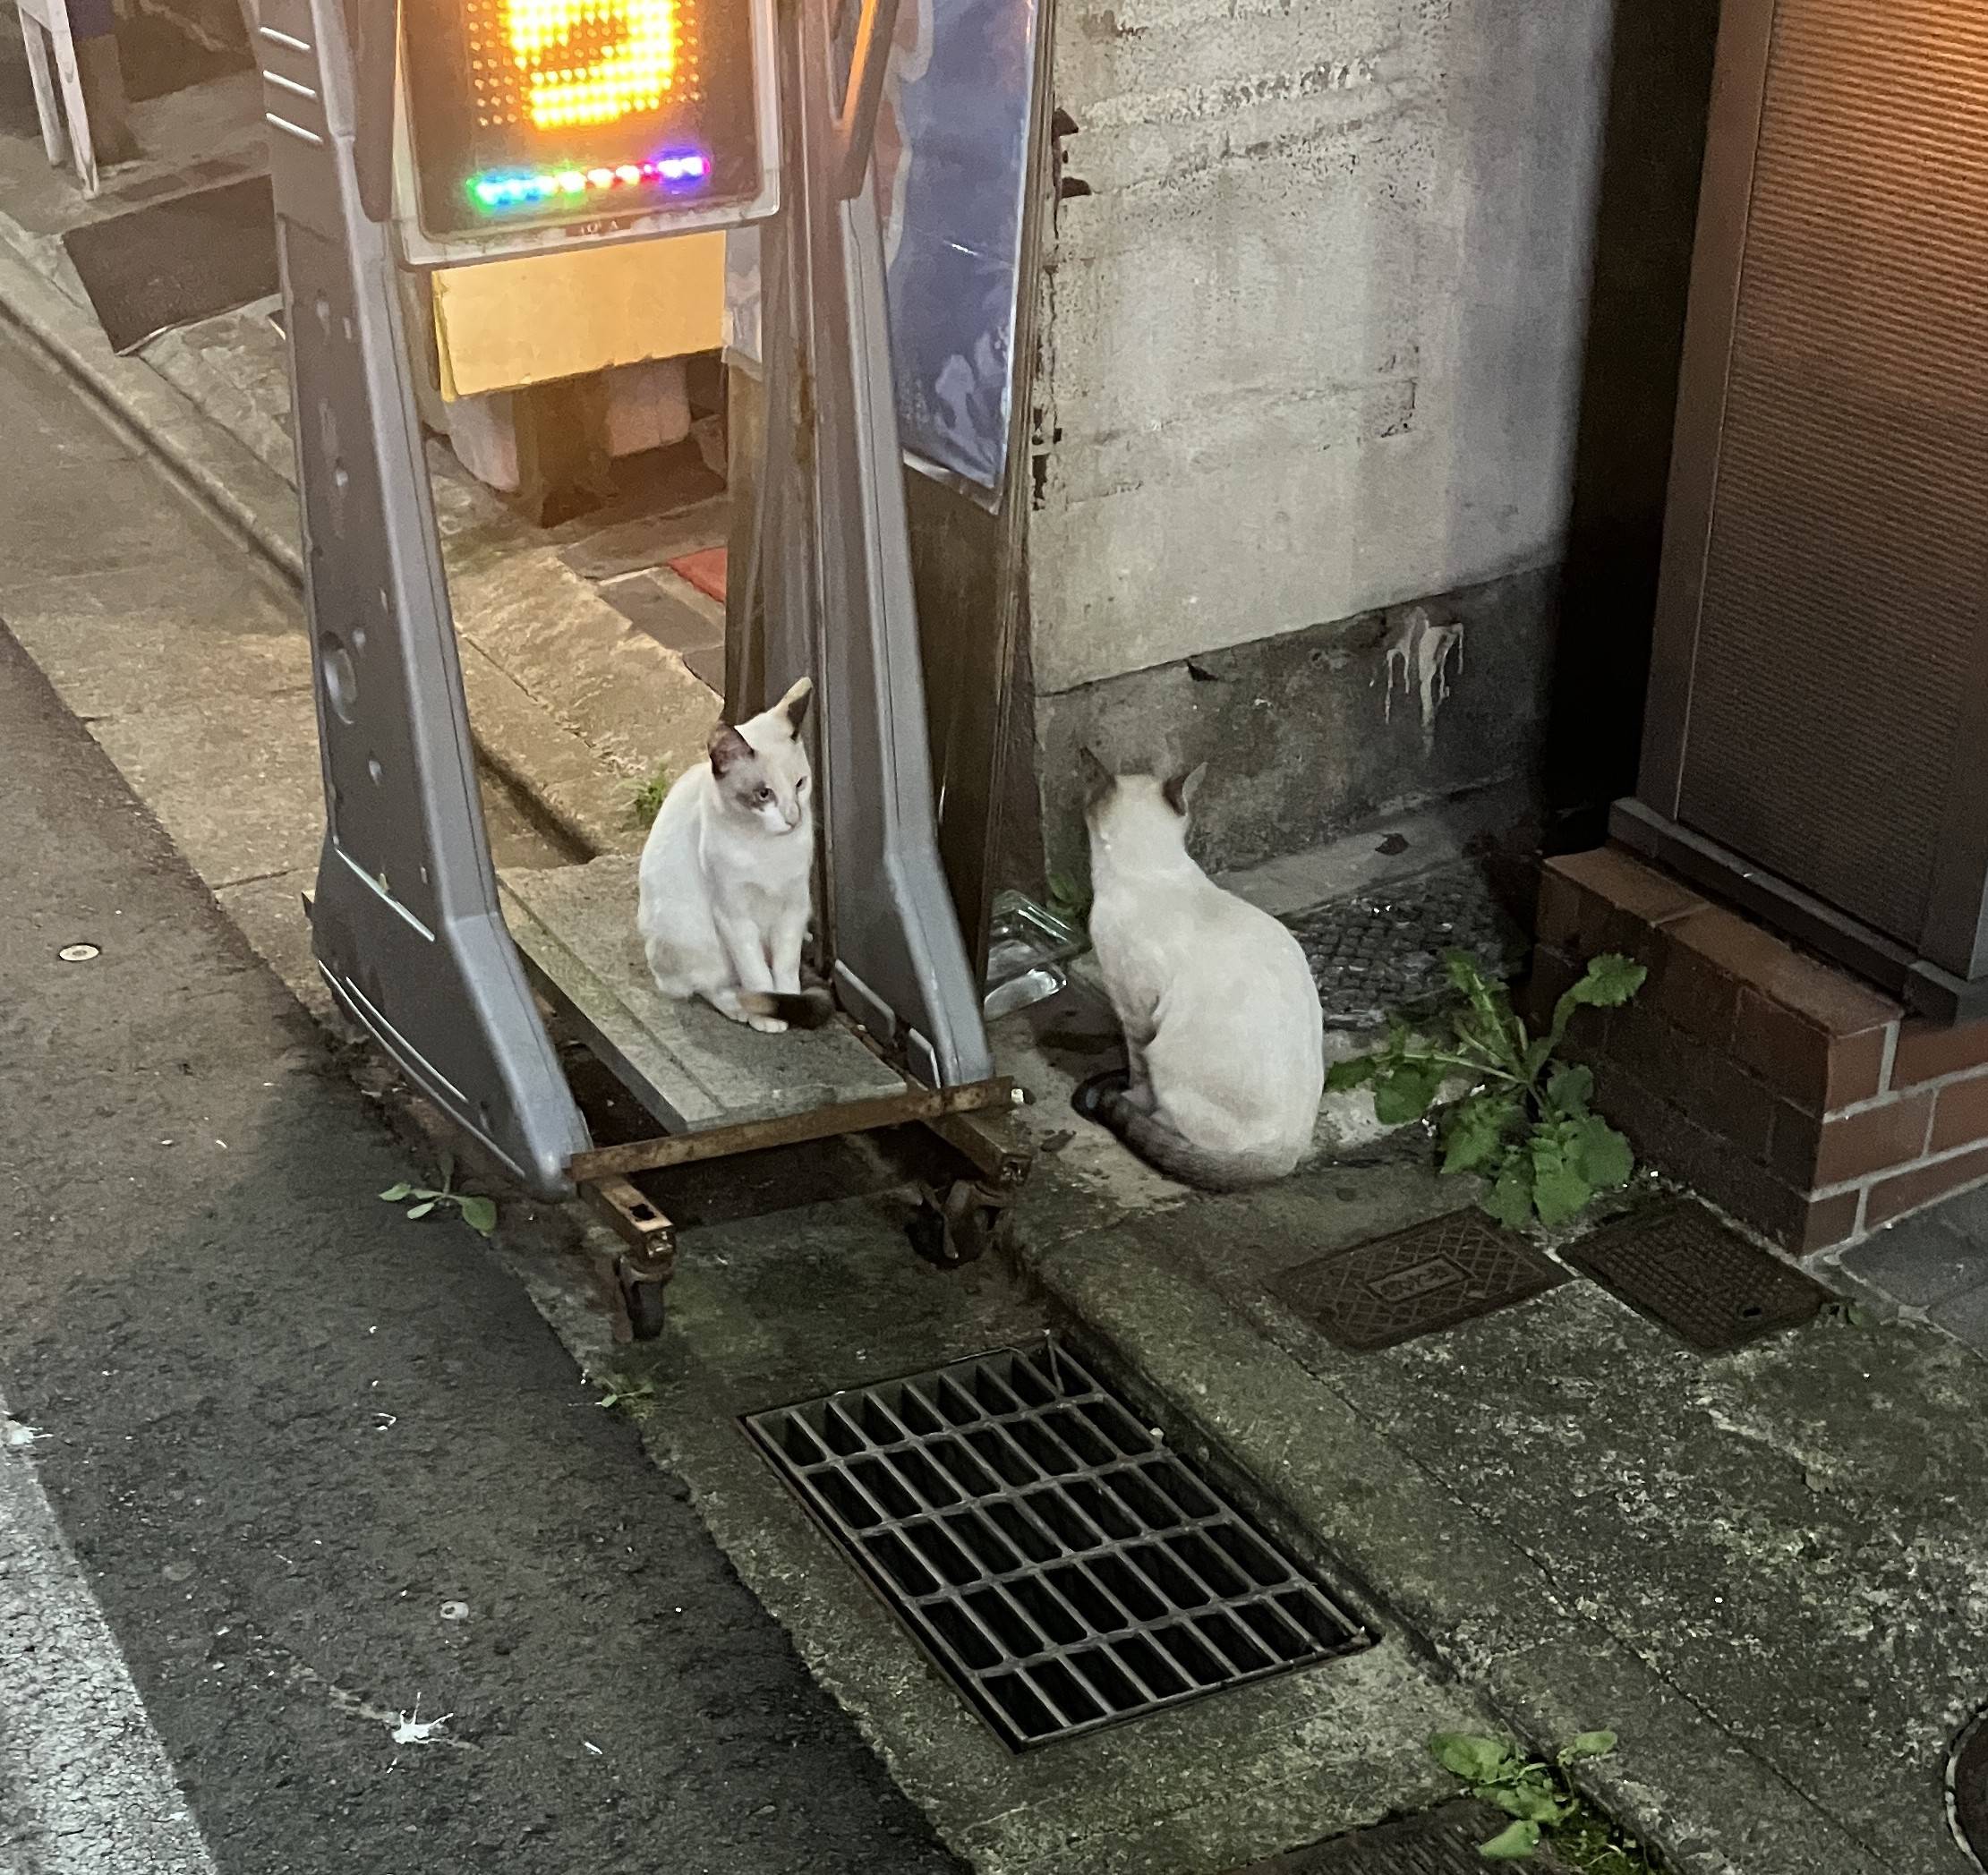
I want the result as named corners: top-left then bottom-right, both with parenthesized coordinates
top-left (709, 724), bottom-right (753, 777)
top-left (779, 676), bottom-right (813, 736)
top-left (1077, 746), bottom-right (1113, 802)
top-left (1163, 763), bottom-right (1207, 817)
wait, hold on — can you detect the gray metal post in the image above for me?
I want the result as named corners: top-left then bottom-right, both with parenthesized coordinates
top-left (760, 0), bottom-right (994, 1090)
top-left (255, 0), bottom-right (590, 1197)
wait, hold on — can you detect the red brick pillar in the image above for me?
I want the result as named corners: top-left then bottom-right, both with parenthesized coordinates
top-left (1528, 848), bottom-right (1988, 1255)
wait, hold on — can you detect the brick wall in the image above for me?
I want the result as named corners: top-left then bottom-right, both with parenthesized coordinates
top-left (1527, 846), bottom-right (1988, 1256)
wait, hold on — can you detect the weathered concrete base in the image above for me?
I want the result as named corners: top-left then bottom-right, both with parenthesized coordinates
top-left (1024, 564), bottom-right (1557, 886)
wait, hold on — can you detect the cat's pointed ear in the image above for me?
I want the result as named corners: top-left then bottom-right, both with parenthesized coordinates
top-left (709, 723), bottom-right (753, 777)
top-left (778, 677), bottom-right (813, 737)
top-left (1163, 763), bottom-right (1207, 817)
top-left (1078, 746), bottom-right (1113, 805)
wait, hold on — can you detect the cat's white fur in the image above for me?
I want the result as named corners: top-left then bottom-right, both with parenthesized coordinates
top-left (1084, 758), bottom-right (1323, 1189)
top-left (636, 678), bottom-right (821, 1035)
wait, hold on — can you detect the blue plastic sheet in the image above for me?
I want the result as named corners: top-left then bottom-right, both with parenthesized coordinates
top-left (872, 0), bottom-right (1040, 493)
top-left (725, 0), bottom-right (1040, 499)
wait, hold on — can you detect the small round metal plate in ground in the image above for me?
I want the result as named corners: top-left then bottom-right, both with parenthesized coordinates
top-left (1949, 1701), bottom-right (1988, 1871)
top-left (57, 943), bottom-right (100, 962)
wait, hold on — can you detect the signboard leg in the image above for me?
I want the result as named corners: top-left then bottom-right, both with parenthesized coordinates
top-left (258, 0), bottom-right (591, 1197)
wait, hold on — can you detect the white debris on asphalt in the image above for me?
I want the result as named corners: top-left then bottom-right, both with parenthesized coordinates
top-left (391, 1703), bottom-right (455, 1747)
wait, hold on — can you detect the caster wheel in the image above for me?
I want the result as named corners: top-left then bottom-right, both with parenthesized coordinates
top-left (907, 1201), bottom-right (952, 1266)
top-left (949, 1197), bottom-right (1015, 1264)
top-left (619, 1263), bottom-right (670, 1341)
top-left (906, 1182), bottom-right (1011, 1268)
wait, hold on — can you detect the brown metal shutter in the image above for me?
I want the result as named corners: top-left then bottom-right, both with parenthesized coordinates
top-left (1675, 0), bottom-right (1988, 943)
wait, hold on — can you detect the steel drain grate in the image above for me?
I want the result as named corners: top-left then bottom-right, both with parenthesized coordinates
top-left (745, 1340), bottom-right (1371, 1749)
top-left (1567, 1199), bottom-right (1830, 1352)
top-left (1268, 1210), bottom-right (1569, 1351)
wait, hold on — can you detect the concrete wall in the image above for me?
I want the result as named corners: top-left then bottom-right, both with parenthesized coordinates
top-left (1018, 0), bottom-right (1620, 878)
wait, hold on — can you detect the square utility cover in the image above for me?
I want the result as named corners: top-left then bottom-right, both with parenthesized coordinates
top-left (1567, 1199), bottom-right (1830, 1352)
top-left (1269, 1210), bottom-right (1569, 1352)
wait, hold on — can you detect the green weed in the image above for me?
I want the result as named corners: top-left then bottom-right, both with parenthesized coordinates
top-left (1327, 951), bottom-right (1646, 1231)
top-left (380, 1156), bottom-right (497, 1238)
top-left (632, 763), bottom-right (673, 825)
top-left (1428, 1731), bottom-right (1653, 1868)
top-left (594, 1374), bottom-right (656, 1417)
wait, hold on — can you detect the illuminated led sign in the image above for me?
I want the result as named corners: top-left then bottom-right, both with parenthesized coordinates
top-left (396, 0), bottom-right (780, 264)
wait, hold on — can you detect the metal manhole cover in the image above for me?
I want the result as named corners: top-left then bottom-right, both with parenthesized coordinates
top-left (1232, 1803), bottom-right (1569, 1872)
top-left (1567, 1199), bottom-right (1829, 1352)
top-left (1950, 1702), bottom-right (1988, 1870)
top-left (1267, 1211), bottom-right (1569, 1352)
top-left (744, 1340), bottom-right (1371, 1750)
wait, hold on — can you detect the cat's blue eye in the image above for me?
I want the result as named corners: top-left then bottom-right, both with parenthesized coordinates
top-left (755, 786), bottom-right (773, 803)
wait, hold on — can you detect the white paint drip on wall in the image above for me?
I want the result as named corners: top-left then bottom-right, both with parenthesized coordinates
top-left (1382, 603), bottom-right (1465, 754)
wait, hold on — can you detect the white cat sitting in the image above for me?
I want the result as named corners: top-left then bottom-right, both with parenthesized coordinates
top-left (1076, 754), bottom-right (1324, 1189)
top-left (636, 677), bottom-right (831, 1035)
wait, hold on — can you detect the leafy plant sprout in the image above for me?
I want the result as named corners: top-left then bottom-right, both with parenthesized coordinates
top-left (380, 1154), bottom-right (498, 1238)
top-left (1428, 1729), bottom-right (1652, 1866)
top-left (632, 762), bottom-right (673, 825)
top-left (1327, 950), bottom-right (1648, 1231)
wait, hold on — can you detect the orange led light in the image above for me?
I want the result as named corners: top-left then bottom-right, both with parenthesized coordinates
top-left (504, 0), bottom-right (680, 130)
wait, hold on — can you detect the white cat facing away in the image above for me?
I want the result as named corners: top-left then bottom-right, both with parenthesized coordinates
top-left (1076, 754), bottom-right (1324, 1189)
top-left (636, 677), bottom-right (832, 1035)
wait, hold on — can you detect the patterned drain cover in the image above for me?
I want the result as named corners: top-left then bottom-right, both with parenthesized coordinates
top-left (1232, 1803), bottom-right (1567, 1872)
top-left (1268, 1211), bottom-right (1569, 1351)
top-left (745, 1340), bottom-right (1371, 1750)
top-left (1567, 1199), bottom-right (1830, 1352)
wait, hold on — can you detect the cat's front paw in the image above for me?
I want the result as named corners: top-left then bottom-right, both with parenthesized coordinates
top-left (748, 1014), bottom-right (789, 1035)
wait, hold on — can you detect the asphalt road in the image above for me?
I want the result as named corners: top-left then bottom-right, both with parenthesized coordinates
top-left (0, 617), bottom-right (960, 1873)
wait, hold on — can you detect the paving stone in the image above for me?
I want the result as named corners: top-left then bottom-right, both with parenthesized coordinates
top-left (1919, 1181), bottom-right (1988, 1248)
top-left (684, 642), bottom-right (726, 695)
top-left (1841, 1218), bottom-right (1988, 1309)
top-left (600, 568), bottom-right (724, 653)
top-left (1929, 1283), bottom-right (1988, 1354)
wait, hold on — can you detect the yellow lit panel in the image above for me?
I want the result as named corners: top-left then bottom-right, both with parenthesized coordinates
top-left (399, 0), bottom-right (774, 257)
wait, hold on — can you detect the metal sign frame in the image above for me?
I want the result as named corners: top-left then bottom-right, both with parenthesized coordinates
top-left (260, 0), bottom-right (991, 1198)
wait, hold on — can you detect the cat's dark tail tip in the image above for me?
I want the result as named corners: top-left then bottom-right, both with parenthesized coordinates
top-left (1071, 1068), bottom-right (1131, 1121)
top-left (738, 988), bottom-right (836, 1030)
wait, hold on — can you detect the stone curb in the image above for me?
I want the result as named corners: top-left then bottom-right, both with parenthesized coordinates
top-left (1020, 1225), bottom-right (1889, 1875)
top-left (0, 240), bottom-right (634, 863)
